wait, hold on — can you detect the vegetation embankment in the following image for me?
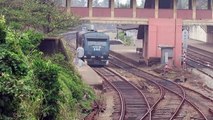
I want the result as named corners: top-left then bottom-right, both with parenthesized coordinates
top-left (0, 9), bottom-right (94, 120)
top-left (118, 31), bottom-right (133, 46)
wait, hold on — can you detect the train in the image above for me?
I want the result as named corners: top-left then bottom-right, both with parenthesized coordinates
top-left (76, 30), bottom-right (110, 66)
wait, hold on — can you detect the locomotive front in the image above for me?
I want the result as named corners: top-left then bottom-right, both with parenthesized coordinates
top-left (83, 32), bottom-right (110, 66)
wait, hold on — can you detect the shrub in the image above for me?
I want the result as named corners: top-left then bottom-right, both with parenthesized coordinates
top-left (0, 15), bottom-right (6, 44)
top-left (118, 31), bottom-right (132, 46)
top-left (33, 59), bottom-right (60, 120)
top-left (0, 15), bottom-right (95, 120)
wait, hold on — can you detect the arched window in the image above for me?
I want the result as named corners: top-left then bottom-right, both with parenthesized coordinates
top-left (71, 0), bottom-right (88, 7)
top-left (115, 0), bottom-right (131, 8)
top-left (93, 0), bottom-right (109, 7)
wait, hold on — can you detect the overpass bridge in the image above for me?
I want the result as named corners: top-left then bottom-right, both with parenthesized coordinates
top-left (66, 0), bottom-right (213, 25)
top-left (62, 0), bottom-right (213, 67)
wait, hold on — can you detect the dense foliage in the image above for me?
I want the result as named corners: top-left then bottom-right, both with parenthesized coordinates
top-left (0, 16), bottom-right (94, 119)
top-left (118, 31), bottom-right (132, 45)
top-left (0, 0), bottom-right (79, 34)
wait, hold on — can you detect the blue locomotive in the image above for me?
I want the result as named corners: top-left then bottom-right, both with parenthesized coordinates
top-left (76, 31), bottom-right (110, 66)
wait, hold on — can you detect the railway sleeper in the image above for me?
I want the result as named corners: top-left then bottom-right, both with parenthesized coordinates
top-left (116, 87), bottom-right (136, 90)
top-left (126, 110), bottom-right (147, 113)
top-left (122, 95), bottom-right (142, 98)
top-left (125, 101), bottom-right (147, 104)
top-left (126, 104), bottom-right (147, 107)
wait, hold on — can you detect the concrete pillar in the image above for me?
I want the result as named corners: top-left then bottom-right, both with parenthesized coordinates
top-left (174, 19), bottom-right (182, 67)
top-left (147, 19), bottom-right (182, 67)
top-left (173, 0), bottom-right (177, 19)
top-left (192, 0), bottom-right (196, 20)
top-left (110, 0), bottom-right (115, 18)
top-left (132, 0), bottom-right (136, 18)
top-left (66, 0), bottom-right (71, 13)
top-left (89, 0), bottom-right (93, 17)
top-left (155, 0), bottom-right (159, 18)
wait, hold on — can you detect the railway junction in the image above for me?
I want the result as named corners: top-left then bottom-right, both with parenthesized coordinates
top-left (59, 0), bottom-right (213, 119)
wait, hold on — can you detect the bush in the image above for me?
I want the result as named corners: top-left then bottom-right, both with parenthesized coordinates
top-left (0, 16), bottom-right (43, 119)
top-left (0, 15), bottom-right (6, 44)
top-left (19, 30), bottom-right (43, 55)
top-left (33, 59), bottom-right (60, 120)
top-left (0, 15), bottom-right (95, 120)
top-left (118, 31), bottom-right (132, 46)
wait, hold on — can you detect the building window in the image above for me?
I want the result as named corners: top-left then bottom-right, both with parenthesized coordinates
top-left (159, 0), bottom-right (173, 9)
top-left (71, 0), bottom-right (88, 7)
top-left (92, 0), bottom-right (109, 7)
top-left (137, 0), bottom-right (146, 8)
top-left (115, 0), bottom-right (131, 8)
top-left (196, 0), bottom-right (208, 10)
top-left (177, 0), bottom-right (189, 9)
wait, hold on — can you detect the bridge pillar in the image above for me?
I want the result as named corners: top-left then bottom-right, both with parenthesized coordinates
top-left (212, 0), bottom-right (213, 19)
top-left (132, 0), bottom-right (136, 18)
top-left (144, 18), bottom-right (182, 67)
top-left (173, 0), bottom-right (177, 19)
top-left (110, 0), bottom-right (114, 18)
top-left (89, 0), bottom-right (93, 17)
top-left (192, 0), bottom-right (196, 20)
top-left (155, 0), bottom-right (159, 18)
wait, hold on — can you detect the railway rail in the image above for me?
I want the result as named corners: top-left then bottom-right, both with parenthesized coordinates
top-left (187, 47), bottom-right (213, 79)
top-left (187, 46), bottom-right (213, 61)
top-left (61, 31), bottom-right (213, 119)
top-left (109, 54), bottom-right (213, 119)
top-left (109, 62), bottom-right (186, 120)
top-left (93, 67), bottom-right (150, 120)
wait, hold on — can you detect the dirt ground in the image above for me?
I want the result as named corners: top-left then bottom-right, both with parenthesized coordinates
top-left (151, 65), bottom-right (213, 100)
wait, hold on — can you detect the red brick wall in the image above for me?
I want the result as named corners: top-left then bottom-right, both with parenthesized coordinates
top-left (71, 7), bottom-right (89, 17)
top-left (93, 8), bottom-right (111, 17)
top-left (177, 10), bottom-right (193, 19)
top-left (136, 9), bottom-right (155, 18)
top-left (114, 8), bottom-right (133, 17)
top-left (158, 9), bottom-right (173, 18)
top-left (196, 10), bottom-right (212, 19)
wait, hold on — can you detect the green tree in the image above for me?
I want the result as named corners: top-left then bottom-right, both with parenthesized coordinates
top-left (0, 0), bottom-right (79, 34)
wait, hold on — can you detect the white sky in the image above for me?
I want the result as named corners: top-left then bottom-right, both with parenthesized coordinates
top-left (119, 0), bottom-right (143, 5)
top-left (120, 0), bottom-right (128, 4)
top-left (97, 0), bottom-right (104, 3)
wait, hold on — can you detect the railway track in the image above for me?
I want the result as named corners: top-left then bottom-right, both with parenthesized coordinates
top-left (108, 63), bottom-right (186, 120)
top-left (109, 54), bottom-right (213, 119)
top-left (187, 47), bottom-right (213, 68)
top-left (61, 31), bottom-right (213, 119)
top-left (188, 46), bottom-right (213, 61)
top-left (93, 67), bottom-right (150, 120)
top-left (187, 47), bottom-right (213, 79)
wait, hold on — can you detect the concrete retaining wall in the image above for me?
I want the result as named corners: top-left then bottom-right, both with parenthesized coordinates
top-left (189, 26), bottom-right (207, 42)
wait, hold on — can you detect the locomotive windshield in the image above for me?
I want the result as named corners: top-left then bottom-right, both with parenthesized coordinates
top-left (87, 38), bottom-right (107, 46)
